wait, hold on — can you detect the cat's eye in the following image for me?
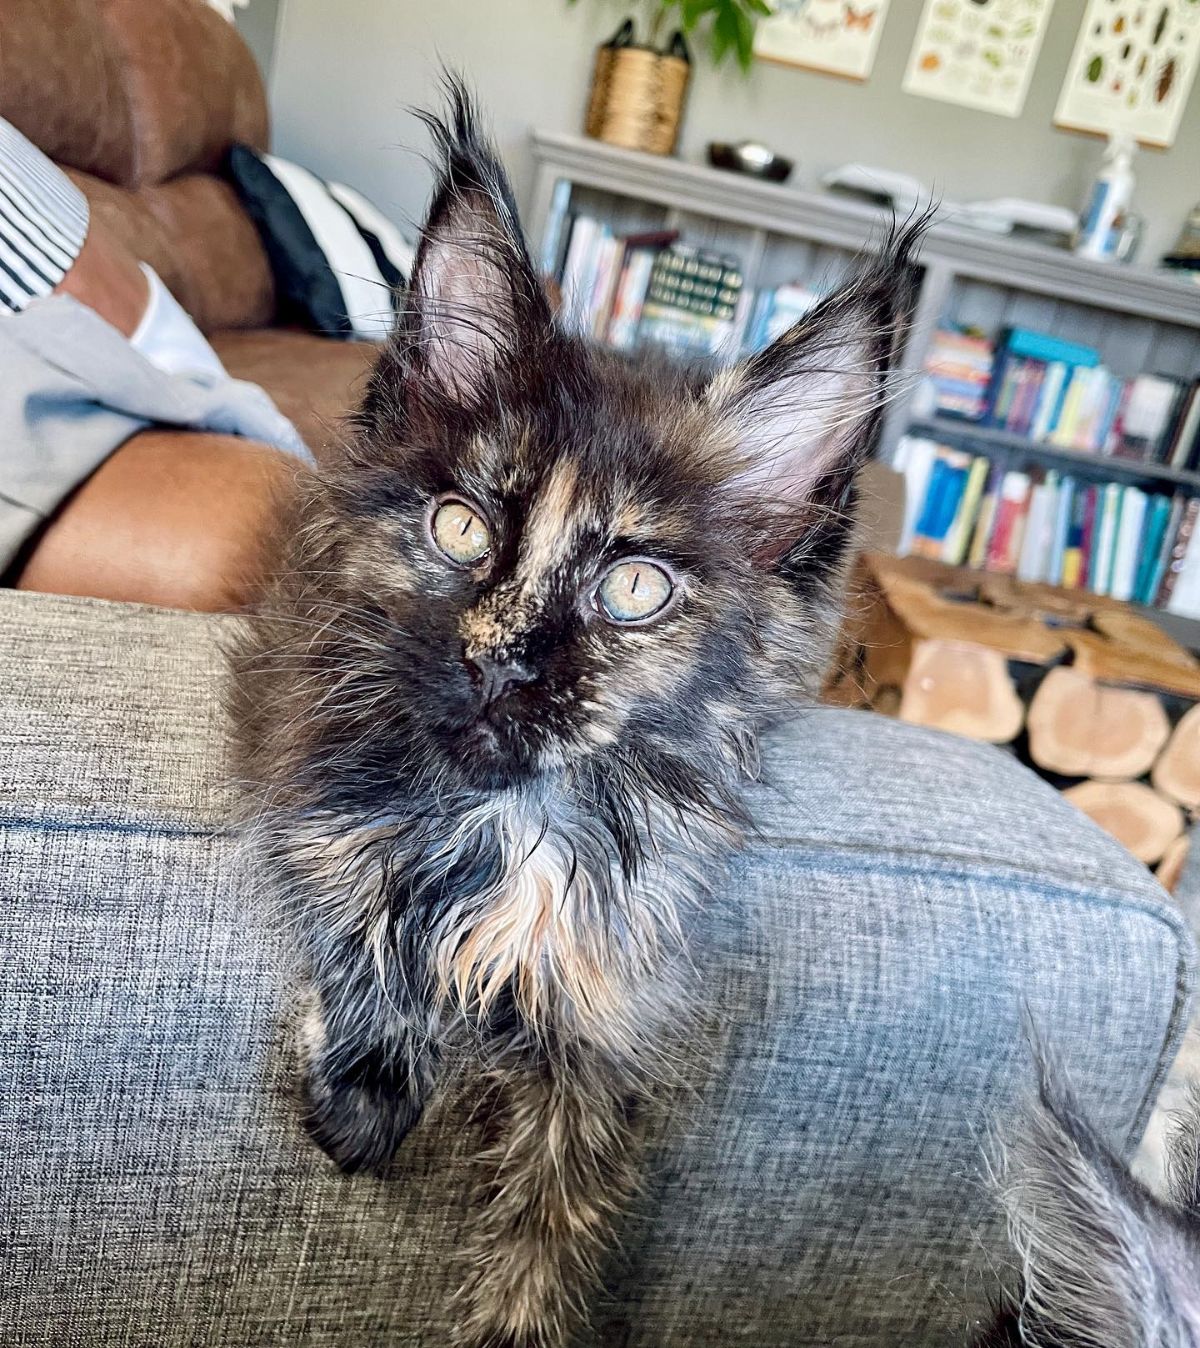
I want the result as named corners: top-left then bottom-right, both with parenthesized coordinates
top-left (595, 560), bottom-right (674, 625)
top-left (430, 497), bottom-right (491, 567)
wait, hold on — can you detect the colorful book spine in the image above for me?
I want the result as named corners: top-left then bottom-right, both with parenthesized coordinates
top-left (1090, 483), bottom-right (1123, 595)
top-left (1109, 486), bottom-right (1147, 602)
top-left (1157, 498), bottom-right (1200, 607)
top-left (1048, 476), bottom-right (1074, 585)
top-left (1062, 484), bottom-right (1091, 589)
top-left (911, 451), bottom-right (971, 558)
top-left (1133, 493), bottom-right (1174, 605)
top-left (1146, 495), bottom-right (1186, 604)
top-left (942, 456), bottom-right (990, 565)
top-left (986, 471), bottom-right (1032, 574)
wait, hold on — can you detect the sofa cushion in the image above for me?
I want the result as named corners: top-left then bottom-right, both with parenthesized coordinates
top-left (0, 589), bottom-right (1192, 1346)
top-left (226, 145), bottom-right (414, 341)
top-left (211, 329), bottom-right (378, 459)
top-left (73, 170), bottom-right (276, 334)
top-left (0, 0), bottom-right (269, 190)
top-left (98, 0), bottom-right (269, 188)
top-left (0, 0), bottom-right (136, 184)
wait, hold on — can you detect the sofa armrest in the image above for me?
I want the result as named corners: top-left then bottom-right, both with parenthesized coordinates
top-left (0, 588), bottom-right (1192, 1346)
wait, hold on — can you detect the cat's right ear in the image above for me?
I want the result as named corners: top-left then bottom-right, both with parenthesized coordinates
top-left (391, 78), bottom-right (551, 411)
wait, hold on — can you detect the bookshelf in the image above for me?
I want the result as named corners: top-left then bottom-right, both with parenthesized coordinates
top-left (907, 417), bottom-right (1200, 491)
top-left (527, 131), bottom-right (1200, 635)
top-left (527, 130), bottom-right (1200, 471)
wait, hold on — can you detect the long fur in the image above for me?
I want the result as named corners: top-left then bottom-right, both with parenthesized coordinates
top-left (229, 78), bottom-right (920, 1348)
top-left (977, 1074), bottom-right (1200, 1348)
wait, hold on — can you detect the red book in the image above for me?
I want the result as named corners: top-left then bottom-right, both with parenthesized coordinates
top-left (985, 471), bottom-right (1032, 574)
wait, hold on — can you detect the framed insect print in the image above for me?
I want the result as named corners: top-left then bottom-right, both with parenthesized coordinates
top-left (903, 0), bottom-right (1057, 118)
top-left (753, 0), bottom-right (892, 81)
top-left (1055, 0), bottom-right (1200, 148)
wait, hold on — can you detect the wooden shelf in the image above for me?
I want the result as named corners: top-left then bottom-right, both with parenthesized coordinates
top-left (907, 416), bottom-right (1200, 491)
top-left (529, 132), bottom-right (1200, 328)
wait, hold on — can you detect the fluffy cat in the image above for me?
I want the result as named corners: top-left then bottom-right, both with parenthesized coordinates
top-left (230, 84), bottom-right (919, 1348)
top-left (977, 1077), bottom-right (1200, 1348)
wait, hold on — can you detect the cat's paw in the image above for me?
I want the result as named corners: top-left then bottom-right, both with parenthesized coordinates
top-left (301, 1065), bottom-right (424, 1174)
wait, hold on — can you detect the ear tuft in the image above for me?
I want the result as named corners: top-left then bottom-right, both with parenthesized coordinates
top-left (395, 74), bottom-right (550, 406)
top-left (711, 216), bottom-right (926, 522)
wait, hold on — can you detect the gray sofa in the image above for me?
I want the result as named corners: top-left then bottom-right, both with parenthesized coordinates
top-left (0, 587), bottom-right (1193, 1347)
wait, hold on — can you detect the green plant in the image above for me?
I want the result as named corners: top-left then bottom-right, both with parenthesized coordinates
top-left (571, 0), bottom-right (773, 72)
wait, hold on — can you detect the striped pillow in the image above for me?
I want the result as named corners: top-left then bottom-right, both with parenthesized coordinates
top-left (226, 145), bottom-right (415, 342)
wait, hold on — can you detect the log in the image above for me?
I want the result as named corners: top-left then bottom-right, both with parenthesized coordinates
top-left (1155, 832), bottom-right (1191, 895)
top-left (1152, 702), bottom-right (1200, 809)
top-left (1062, 780), bottom-right (1184, 864)
top-left (1026, 667), bottom-right (1171, 781)
top-left (899, 639), bottom-right (1024, 743)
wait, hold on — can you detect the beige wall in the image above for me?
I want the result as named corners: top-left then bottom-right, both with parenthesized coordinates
top-left (268, 0), bottom-right (1199, 265)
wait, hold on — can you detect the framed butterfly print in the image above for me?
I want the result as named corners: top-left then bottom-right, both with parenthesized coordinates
top-left (1054, 0), bottom-right (1200, 149)
top-left (903, 0), bottom-right (1057, 118)
top-left (753, 0), bottom-right (892, 82)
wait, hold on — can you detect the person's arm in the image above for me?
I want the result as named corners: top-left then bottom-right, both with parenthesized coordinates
top-left (1, 116), bottom-right (297, 612)
top-left (13, 432), bottom-right (296, 612)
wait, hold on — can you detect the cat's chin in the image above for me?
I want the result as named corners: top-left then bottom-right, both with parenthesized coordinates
top-left (451, 717), bottom-right (542, 791)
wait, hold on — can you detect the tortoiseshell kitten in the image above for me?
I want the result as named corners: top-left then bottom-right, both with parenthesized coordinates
top-left (231, 86), bottom-right (919, 1348)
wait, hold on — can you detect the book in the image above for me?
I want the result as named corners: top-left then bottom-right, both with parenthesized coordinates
top-left (1004, 327), bottom-right (1100, 368)
top-left (1145, 494), bottom-right (1186, 605)
top-left (1157, 498), bottom-right (1200, 607)
top-left (1048, 475), bottom-right (1075, 584)
top-left (924, 329), bottom-right (994, 421)
top-left (986, 471), bottom-right (1032, 574)
top-left (1109, 486), bottom-right (1147, 602)
top-left (1090, 482), bottom-right (1124, 595)
top-left (1010, 361), bottom-right (1046, 438)
top-left (1062, 483), bottom-right (1091, 588)
top-left (1017, 474), bottom-right (1057, 583)
top-left (1133, 493), bottom-right (1174, 605)
top-left (943, 456), bottom-right (990, 565)
top-left (911, 450), bottom-right (972, 558)
top-left (540, 177), bottom-right (574, 278)
top-left (987, 354), bottom-right (1024, 428)
top-left (1167, 522), bottom-right (1200, 618)
top-left (587, 232), bottom-right (625, 339)
top-left (1117, 374), bottom-right (1187, 461)
top-left (894, 436), bottom-right (939, 556)
top-left (636, 245), bottom-right (743, 357)
top-left (559, 215), bottom-right (601, 332)
top-left (968, 465), bottom-right (1003, 569)
top-left (606, 247), bottom-right (656, 350)
top-left (1030, 362), bottom-right (1069, 442)
top-left (1078, 486), bottom-right (1101, 589)
top-left (1049, 367), bottom-right (1093, 448)
top-left (1167, 382), bottom-right (1200, 469)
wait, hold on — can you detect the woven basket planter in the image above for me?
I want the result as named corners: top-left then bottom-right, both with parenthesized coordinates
top-left (585, 41), bottom-right (690, 157)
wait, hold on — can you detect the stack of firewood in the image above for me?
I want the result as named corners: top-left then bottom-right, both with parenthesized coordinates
top-left (827, 553), bottom-right (1200, 891)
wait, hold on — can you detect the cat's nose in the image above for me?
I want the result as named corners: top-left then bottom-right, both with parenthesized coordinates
top-left (465, 651), bottom-right (537, 706)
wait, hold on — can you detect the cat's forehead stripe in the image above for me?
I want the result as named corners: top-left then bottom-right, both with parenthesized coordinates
top-left (518, 458), bottom-right (580, 581)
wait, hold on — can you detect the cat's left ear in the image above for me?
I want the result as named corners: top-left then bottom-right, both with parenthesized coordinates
top-left (401, 80), bottom-right (551, 406)
top-left (708, 226), bottom-right (922, 560)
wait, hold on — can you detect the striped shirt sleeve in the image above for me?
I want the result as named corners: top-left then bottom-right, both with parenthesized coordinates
top-left (0, 118), bottom-right (89, 316)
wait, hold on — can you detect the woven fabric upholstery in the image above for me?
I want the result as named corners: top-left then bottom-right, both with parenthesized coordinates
top-left (0, 589), bottom-right (1192, 1347)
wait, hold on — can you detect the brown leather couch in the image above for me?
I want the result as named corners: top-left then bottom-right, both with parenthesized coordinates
top-left (0, 0), bottom-right (377, 461)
